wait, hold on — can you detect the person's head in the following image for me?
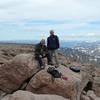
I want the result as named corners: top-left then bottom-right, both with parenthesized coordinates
top-left (40, 39), bottom-right (45, 45)
top-left (50, 30), bottom-right (54, 35)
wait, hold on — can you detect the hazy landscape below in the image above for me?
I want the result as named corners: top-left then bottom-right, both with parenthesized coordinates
top-left (1, 40), bottom-right (100, 47)
top-left (0, 40), bottom-right (100, 67)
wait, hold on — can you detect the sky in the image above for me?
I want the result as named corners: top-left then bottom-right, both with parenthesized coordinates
top-left (0, 0), bottom-right (100, 41)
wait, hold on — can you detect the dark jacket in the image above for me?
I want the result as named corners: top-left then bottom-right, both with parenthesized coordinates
top-left (35, 43), bottom-right (48, 57)
top-left (47, 35), bottom-right (60, 50)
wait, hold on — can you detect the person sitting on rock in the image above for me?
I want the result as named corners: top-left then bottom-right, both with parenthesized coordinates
top-left (35, 39), bottom-right (53, 69)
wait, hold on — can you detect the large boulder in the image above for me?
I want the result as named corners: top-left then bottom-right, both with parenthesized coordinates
top-left (92, 77), bottom-right (100, 97)
top-left (87, 90), bottom-right (96, 100)
top-left (81, 90), bottom-right (100, 100)
top-left (80, 94), bottom-right (90, 100)
top-left (76, 65), bottom-right (96, 100)
top-left (0, 57), bottom-right (8, 65)
top-left (0, 54), bottom-right (38, 93)
top-left (0, 90), bottom-right (6, 100)
top-left (1, 90), bottom-right (69, 100)
top-left (26, 65), bottom-right (82, 100)
top-left (26, 64), bottom-right (95, 100)
top-left (92, 68), bottom-right (100, 97)
top-left (0, 54), bottom-right (10, 65)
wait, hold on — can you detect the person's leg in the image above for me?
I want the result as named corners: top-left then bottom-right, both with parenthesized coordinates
top-left (54, 50), bottom-right (59, 67)
top-left (35, 56), bottom-right (44, 69)
top-left (48, 50), bottom-right (53, 64)
top-left (46, 53), bottom-right (53, 65)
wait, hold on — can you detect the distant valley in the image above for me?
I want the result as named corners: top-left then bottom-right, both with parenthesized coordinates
top-left (59, 41), bottom-right (100, 67)
top-left (0, 40), bottom-right (100, 67)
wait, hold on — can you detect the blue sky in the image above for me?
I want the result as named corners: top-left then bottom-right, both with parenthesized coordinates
top-left (0, 0), bottom-right (100, 41)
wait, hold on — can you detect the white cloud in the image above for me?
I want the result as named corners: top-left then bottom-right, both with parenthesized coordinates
top-left (0, 0), bottom-right (100, 21)
top-left (86, 33), bottom-right (96, 36)
top-left (0, 0), bottom-right (100, 41)
top-left (59, 32), bottom-right (100, 41)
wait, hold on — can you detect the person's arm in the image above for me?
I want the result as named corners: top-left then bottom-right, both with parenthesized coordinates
top-left (44, 45), bottom-right (48, 54)
top-left (56, 36), bottom-right (60, 48)
top-left (47, 37), bottom-right (49, 49)
top-left (35, 45), bottom-right (40, 57)
top-left (42, 45), bottom-right (48, 57)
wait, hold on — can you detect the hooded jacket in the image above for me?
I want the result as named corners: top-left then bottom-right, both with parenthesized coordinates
top-left (47, 35), bottom-right (60, 50)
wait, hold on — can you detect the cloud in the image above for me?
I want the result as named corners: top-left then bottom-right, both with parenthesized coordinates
top-left (0, 0), bottom-right (100, 21)
top-left (59, 32), bottom-right (100, 41)
top-left (0, 0), bottom-right (100, 41)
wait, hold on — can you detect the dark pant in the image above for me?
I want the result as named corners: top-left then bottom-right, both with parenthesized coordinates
top-left (35, 53), bottom-right (52, 68)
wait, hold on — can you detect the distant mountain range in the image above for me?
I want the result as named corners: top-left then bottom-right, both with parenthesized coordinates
top-left (74, 41), bottom-right (100, 58)
top-left (0, 40), bottom-right (96, 48)
top-left (0, 40), bottom-right (39, 45)
top-left (0, 40), bottom-right (100, 67)
top-left (59, 41), bottom-right (100, 67)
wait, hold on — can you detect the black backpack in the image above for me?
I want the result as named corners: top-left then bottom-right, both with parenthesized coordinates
top-left (69, 66), bottom-right (80, 73)
top-left (47, 67), bottom-right (62, 78)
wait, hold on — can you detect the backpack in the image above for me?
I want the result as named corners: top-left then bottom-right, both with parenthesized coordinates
top-left (47, 67), bottom-right (62, 78)
top-left (69, 66), bottom-right (80, 73)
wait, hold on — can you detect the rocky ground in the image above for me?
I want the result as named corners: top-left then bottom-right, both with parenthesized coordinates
top-left (0, 43), bottom-right (100, 100)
